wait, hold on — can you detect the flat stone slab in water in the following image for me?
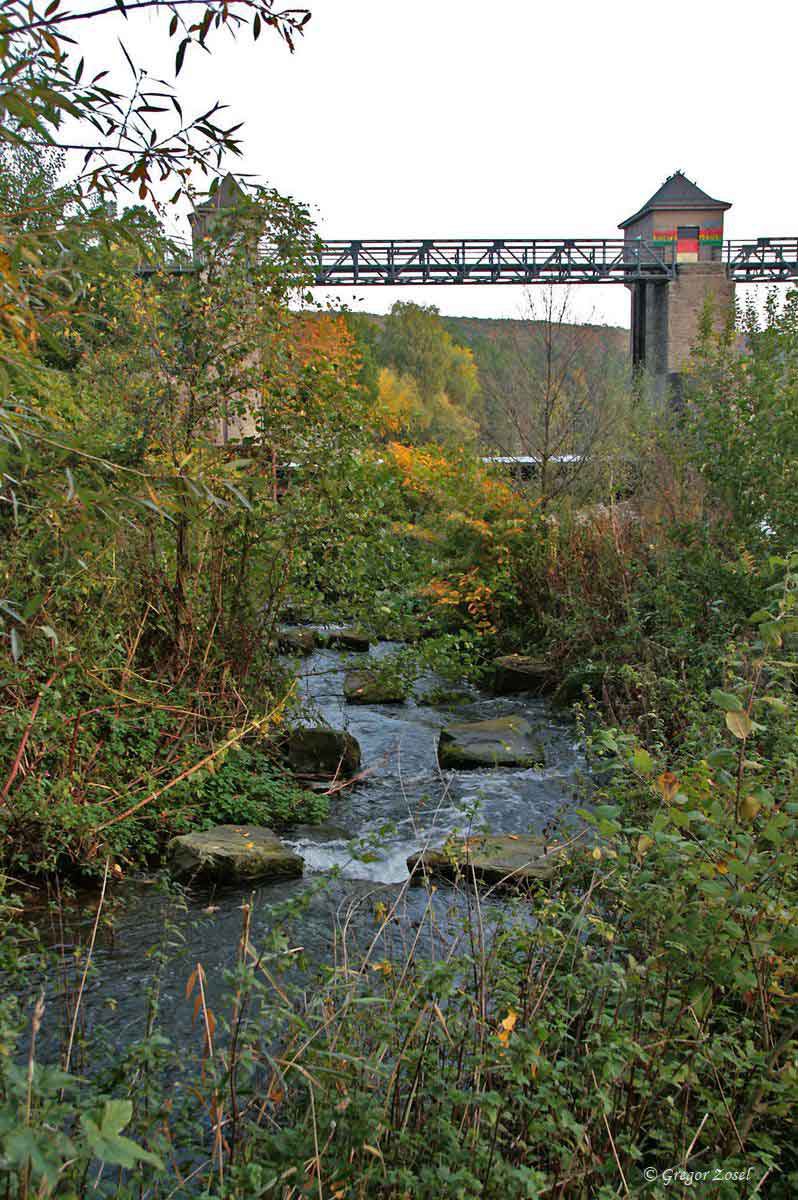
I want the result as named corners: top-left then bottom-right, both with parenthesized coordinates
top-left (325, 627), bottom-right (371, 651)
top-left (168, 825), bottom-right (304, 884)
top-left (344, 669), bottom-right (406, 705)
top-left (276, 627), bottom-right (316, 656)
top-left (438, 715), bottom-right (544, 769)
top-left (408, 835), bottom-right (559, 889)
top-left (493, 654), bottom-right (552, 695)
top-left (286, 727), bottom-right (361, 778)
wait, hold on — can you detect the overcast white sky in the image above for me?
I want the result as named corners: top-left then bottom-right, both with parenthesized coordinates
top-left (79, 0), bottom-right (796, 327)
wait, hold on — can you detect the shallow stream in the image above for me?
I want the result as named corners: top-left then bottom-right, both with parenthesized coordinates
top-left (26, 637), bottom-right (585, 1050)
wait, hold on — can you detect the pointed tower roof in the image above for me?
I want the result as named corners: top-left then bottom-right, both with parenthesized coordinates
top-left (188, 173), bottom-right (248, 252)
top-left (619, 172), bottom-right (731, 229)
top-left (188, 173), bottom-right (245, 228)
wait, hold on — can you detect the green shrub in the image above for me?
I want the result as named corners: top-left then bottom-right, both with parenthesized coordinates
top-left (184, 746), bottom-right (328, 830)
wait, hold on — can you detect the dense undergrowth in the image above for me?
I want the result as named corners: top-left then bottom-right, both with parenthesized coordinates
top-left (1, 27), bottom-right (798, 1191)
top-left (4, 324), bottom-right (798, 1193)
top-left (2, 538), bottom-right (797, 1195)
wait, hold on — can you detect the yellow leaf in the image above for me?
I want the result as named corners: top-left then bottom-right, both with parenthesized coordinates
top-left (636, 835), bottom-right (653, 860)
top-left (497, 1009), bottom-right (518, 1046)
top-left (726, 710), bottom-right (752, 740)
top-left (739, 795), bottom-right (761, 822)
top-left (657, 771), bottom-right (679, 803)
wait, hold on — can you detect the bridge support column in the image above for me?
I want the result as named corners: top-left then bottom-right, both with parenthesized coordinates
top-left (632, 265), bottom-right (735, 396)
top-left (630, 281), bottom-right (669, 382)
top-left (631, 282), bottom-right (646, 366)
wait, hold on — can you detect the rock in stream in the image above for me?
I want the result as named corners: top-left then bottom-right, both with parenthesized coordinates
top-left (168, 825), bottom-right (304, 884)
top-left (408, 834), bottom-right (560, 889)
top-left (438, 715), bottom-right (545, 769)
top-left (492, 654), bottom-right (553, 695)
top-left (276, 627), bottom-right (317, 656)
top-left (344, 669), bottom-right (406, 705)
top-left (323, 627), bottom-right (371, 652)
top-left (286, 727), bottom-right (361, 778)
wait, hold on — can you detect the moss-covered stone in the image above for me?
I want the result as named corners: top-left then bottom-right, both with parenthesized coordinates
top-left (438, 715), bottom-right (545, 769)
top-left (286, 727), bottom-right (361, 778)
top-left (408, 834), bottom-right (561, 890)
top-left (276, 627), bottom-right (316, 656)
top-left (324, 627), bottom-right (371, 652)
top-left (344, 669), bottom-right (406, 705)
top-left (168, 825), bottom-right (304, 884)
top-left (492, 654), bottom-right (552, 695)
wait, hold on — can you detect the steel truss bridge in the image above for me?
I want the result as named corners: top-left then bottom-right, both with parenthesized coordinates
top-left (297, 237), bottom-right (798, 286)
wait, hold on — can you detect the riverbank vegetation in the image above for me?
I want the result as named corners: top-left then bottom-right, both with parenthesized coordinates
top-left (1, 4), bottom-right (797, 1195)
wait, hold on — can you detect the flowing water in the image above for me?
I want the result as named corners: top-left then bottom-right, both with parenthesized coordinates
top-left (26, 636), bottom-right (585, 1051)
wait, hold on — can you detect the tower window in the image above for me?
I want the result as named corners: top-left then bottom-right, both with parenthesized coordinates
top-left (676, 225), bottom-right (700, 261)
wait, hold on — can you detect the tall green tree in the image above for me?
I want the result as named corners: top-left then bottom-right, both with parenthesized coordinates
top-left (71, 186), bottom-right (323, 663)
top-left (377, 302), bottom-right (481, 442)
top-left (687, 290), bottom-right (798, 548)
top-left (0, 0), bottom-right (311, 379)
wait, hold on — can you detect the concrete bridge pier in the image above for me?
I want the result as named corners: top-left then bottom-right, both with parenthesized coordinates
top-left (622, 172), bottom-right (736, 395)
top-left (631, 264), bottom-right (735, 395)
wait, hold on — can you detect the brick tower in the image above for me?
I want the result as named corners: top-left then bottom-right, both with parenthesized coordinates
top-left (188, 172), bottom-right (247, 258)
top-left (621, 172), bottom-right (735, 393)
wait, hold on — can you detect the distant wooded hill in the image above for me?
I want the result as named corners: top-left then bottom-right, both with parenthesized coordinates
top-left (360, 311), bottom-right (628, 356)
top-left (441, 314), bottom-right (628, 358)
top-left (353, 306), bottom-right (630, 451)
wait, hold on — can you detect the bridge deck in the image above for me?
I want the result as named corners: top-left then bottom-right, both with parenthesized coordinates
top-left (307, 239), bottom-right (673, 285)
top-left (301, 238), bottom-right (798, 286)
top-left (148, 237), bottom-right (798, 285)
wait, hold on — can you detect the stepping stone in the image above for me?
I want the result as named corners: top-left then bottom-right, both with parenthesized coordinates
top-left (286, 727), bottom-right (361, 778)
top-left (325, 627), bottom-right (371, 652)
top-left (492, 654), bottom-right (552, 695)
top-left (438, 715), bottom-right (544, 769)
top-left (408, 834), bottom-right (560, 890)
top-left (344, 669), bottom-right (406, 705)
top-left (168, 825), bottom-right (303, 884)
top-left (276, 627), bottom-right (316, 656)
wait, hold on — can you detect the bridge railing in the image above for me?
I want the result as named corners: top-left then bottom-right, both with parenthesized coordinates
top-left (724, 238), bottom-right (798, 281)
top-left (309, 237), bottom-right (676, 286)
top-left (143, 233), bottom-right (798, 286)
